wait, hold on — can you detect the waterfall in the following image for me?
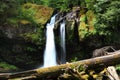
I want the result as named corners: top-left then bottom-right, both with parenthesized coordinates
top-left (43, 15), bottom-right (57, 67)
top-left (60, 21), bottom-right (66, 64)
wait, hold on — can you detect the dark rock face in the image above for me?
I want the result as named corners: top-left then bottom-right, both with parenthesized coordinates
top-left (0, 25), bottom-right (35, 38)
top-left (54, 9), bottom-right (82, 62)
top-left (0, 25), bottom-right (44, 70)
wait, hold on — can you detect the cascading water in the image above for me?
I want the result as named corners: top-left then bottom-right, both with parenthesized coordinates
top-left (60, 21), bottom-right (66, 64)
top-left (43, 15), bottom-right (57, 67)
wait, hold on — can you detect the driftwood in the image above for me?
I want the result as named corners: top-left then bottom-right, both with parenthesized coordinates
top-left (0, 50), bottom-right (120, 79)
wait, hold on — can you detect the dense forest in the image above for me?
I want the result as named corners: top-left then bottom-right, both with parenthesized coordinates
top-left (0, 0), bottom-right (120, 80)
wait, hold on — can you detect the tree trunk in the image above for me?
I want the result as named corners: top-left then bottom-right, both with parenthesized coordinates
top-left (1, 50), bottom-right (120, 79)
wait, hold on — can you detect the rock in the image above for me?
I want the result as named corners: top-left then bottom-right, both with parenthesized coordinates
top-left (0, 3), bottom-right (54, 70)
top-left (78, 10), bottom-right (96, 40)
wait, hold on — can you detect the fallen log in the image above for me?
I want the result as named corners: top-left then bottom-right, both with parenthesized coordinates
top-left (1, 50), bottom-right (120, 79)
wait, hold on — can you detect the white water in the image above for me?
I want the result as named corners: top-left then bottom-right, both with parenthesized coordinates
top-left (60, 22), bottom-right (66, 64)
top-left (43, 15), bottom-right (57, 67)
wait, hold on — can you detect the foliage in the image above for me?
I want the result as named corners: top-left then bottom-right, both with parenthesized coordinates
top-left (0, 62), bottom-right (18, 70)
top-left (0, 1), bottom-right (54, 25)
top-left (6, 18), bottom-right (19, 26)
top-left (25, 47), bottom-right (37, 52)
top-left (0, 0), bottom-right (81, 12)
top-left (0, 0), bottom-right (18, 25)
top-left (21, 26), bottom-right (45, 46)
top-left (78, 10), bottom-right (96, 40)
top-left (17, 4), bottom-right (36, 25)
top-left (0, 0), bottom-right (83, 25)
top-left (116, 64), bottom-right (120, 71)
top-left (71, 57), bottom-right (78, 62)
top-left (49, 0), bottom-right (78, 11)
top-left (22, 32), bottom-right (39, 42)
top-left (77, 0), bottom-right (120, 44)
top-left (92, 0), bottom-right (120, 44)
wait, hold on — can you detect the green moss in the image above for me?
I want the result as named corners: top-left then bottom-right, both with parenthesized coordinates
top-left (6, 3), bottom-right (54, 26)
top-left (18, 3), bottom-right (54, 25)
top-left (78, 10), bottom-right (96, 40)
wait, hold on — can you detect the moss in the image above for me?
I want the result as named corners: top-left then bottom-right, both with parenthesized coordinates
top-left (78, 22), bottom-right (88, 40)
top-left (78, 10), bottom-right (96, 40)
top-left (80, 14), bottom-right (86, 22)
top-left (18, 3), bottom-right (54, 25)
top-left (18, 20), bottom-right (31, 25)
top-left (21, 32), bottom-right (40, 44)
top-left (20, 27), bottom-right (45, 45)
top-left (86, 10), bottom-right (96, 33)
top-left (6, 3), bottom-right (54, 26)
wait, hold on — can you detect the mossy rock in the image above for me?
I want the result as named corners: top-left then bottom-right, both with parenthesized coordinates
top-left (86, 10), bottom-right (96, 33)
top-left (78, 10), bottom-right (96, 40)
top-left (19, 3), bottom-right (54, 25)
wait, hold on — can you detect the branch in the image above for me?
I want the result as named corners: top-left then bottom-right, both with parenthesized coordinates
top-left (0, 50), bottom-right (120, 79)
